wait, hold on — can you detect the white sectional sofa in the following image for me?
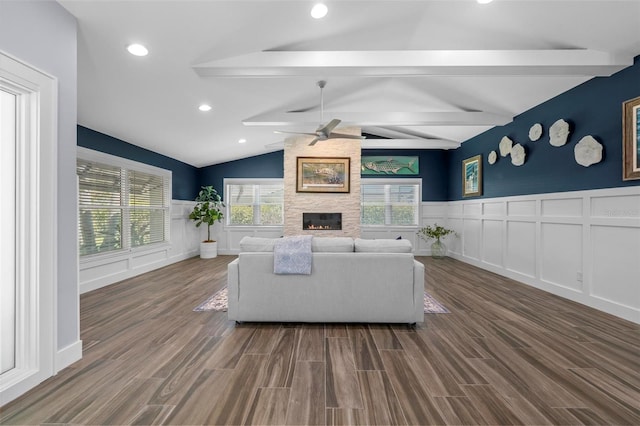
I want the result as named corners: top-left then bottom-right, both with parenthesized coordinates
top-left (227, 236), bottom-right (425, 324)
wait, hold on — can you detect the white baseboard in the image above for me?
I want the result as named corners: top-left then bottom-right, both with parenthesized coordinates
top-left (55, 340), bottom-right (82, 373)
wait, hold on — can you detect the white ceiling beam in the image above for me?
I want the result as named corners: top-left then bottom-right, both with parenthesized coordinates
top-left (243, 111), bottom-right (512, 126)
top-left (362, 139), bottom-right (460, 150)
top-left (265, 139), bottom-right (460, 150)
top-left (194, 50), bottom-right (632, 77)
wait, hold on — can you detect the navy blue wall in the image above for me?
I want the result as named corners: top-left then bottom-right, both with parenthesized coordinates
top-left (197, 148), bottom-right (449, 201)
top-left (362, 149), bottom-right (449, 201)
top-left (447, 56), bottom-right (640, 201)
top-left (77, 126), bottom-right (200, 200)
top-left (198, 150), bottom-right (285, 199)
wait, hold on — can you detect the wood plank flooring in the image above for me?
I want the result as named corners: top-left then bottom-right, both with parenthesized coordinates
top-left (1, 255), bottom-right (639, 425)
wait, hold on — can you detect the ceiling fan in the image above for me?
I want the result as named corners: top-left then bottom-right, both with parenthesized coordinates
top-left (275, 80), bottom-right (365, 146)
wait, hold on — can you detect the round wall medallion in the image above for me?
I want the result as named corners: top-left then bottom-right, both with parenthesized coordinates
top-left (549, 119), bottom-right (570, 147)
top-left (574, 135), bottom-right (603, 167)
top-left (529, 123), bottom-right (542, 141)
top-left (499, 136), bottom-right (513, 157)
top-left (488, 150), bottom-right (497, 165)
top-left (511, 143), bottom-right (526, 166)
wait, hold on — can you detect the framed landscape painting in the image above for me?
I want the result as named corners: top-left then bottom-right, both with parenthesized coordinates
top-left (462, 155), bottom-right (482, 197)
top-left (296, 157), bottom-right (350, 193)
top-left (623, 96), bottom-right (640, 180)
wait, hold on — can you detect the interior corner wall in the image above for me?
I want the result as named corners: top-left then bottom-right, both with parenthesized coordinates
top-left (0, 0), bottom-right (79, 355)
top-left (197, 150), bottom-right (285, 198)
top-left (77, 126), bottom-right (200, 200)
top-left (447, 56), bottom-right (640, 201)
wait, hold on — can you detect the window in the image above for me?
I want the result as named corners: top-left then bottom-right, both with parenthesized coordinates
top-left (77, 148), bottom-right (171, 256)
top-left (226, 179), bottom-right (284, 226)
top-left (361, 179), bottom-right (421, 226)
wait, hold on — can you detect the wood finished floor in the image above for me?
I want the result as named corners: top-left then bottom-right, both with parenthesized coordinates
top-left (1, 255), bottom-right (639, 425)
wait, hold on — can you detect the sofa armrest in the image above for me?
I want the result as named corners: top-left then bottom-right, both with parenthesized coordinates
top-left (227, 258), bottom-right (239, 320)
top-left (413, 259), bottom-right (425, 323)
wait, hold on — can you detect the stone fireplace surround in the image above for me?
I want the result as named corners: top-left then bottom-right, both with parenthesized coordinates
top-left (283, 128), bottom-right (362, 238)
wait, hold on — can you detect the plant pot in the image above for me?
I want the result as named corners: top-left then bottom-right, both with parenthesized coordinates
top-left (200, 241), bottom-right (218, 259)
top-left (431, 240), bottom-right (447, 259)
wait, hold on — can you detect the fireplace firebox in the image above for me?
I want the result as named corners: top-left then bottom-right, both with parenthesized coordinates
top-left (302, 213), bottom-right (342, 230)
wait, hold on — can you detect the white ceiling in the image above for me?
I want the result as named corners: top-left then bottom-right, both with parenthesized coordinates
top-left (58, 0), bottom-right (640, 168)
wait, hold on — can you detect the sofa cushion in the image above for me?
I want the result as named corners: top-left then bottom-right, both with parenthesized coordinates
top-left (239, 236), bottom-right (277, 252)
top-left (312, 237), bottom-right (354, 252)
top-left (354, 238), bottom-right (412, 253)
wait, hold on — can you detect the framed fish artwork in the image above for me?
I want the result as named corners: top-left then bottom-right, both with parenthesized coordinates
top-left (361, 156), bottom-right (419, 175)
top-left (296, 157), bottom-right (350, 193)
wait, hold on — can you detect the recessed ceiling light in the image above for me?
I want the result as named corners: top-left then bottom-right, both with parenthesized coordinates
top-left (477, 0), bottom-right (493, 4)
top-left (238, 138), bottom-right (247, 144)
top-left (310, 3), bottom-right (328, 19)
top-left (198, 104), bottom-right (212, 112)
top-left (126, 43), bottom-right (148, 56)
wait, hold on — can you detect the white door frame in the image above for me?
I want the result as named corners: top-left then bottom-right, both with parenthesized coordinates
top-left (0, 51), bottom-right (58, 406)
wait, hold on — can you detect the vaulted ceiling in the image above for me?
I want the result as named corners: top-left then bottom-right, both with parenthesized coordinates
top-left (59, 0), bottom-right (640, 167)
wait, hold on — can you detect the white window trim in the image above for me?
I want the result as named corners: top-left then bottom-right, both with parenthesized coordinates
top-left (77, 147), bottom-right (172, 262)
top-left (0, 50), bottom-right (57, 404)
top-left (361, 178), bottom-right (422, 227)
top-left (224, 178), bottom-right (284, 228)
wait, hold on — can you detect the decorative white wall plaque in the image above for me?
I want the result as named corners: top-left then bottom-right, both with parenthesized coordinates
top-left (574, 135), bottom-right (603, 167)
top-left (488, 150), bottom-right (497, 165)
top-left (549, 119), bottom-right (570, 147)
top-left (511, 143), bottom-right (526, 166)
top-left (529, 123), bottom-right (542, 141)
top-left (499, 136), bottom-right (513, 157)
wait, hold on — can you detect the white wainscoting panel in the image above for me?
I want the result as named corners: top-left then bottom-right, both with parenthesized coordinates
top-left (590, 225), bottom-right (640, 309)
top-left (482, 219), bottom-right (503, 267)
top-left (447, 186), bottom-right (640, 324)
top-left (506, 221), bottom-right (537, 278)
top-left (463, 219), bottom-right (482, 261)
top-left (79, 200), bottom-right (199, 293)
top-left (540, 223), bottom-right (583, 291)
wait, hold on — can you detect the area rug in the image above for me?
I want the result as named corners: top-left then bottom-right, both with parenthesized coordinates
top-left (194, 287), bottom-right (449, 314)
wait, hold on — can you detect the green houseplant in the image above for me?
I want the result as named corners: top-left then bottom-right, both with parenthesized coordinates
top-left (189, 186), bottom-right (225, 258)
top-left (417, 223), bottom-right (456, 259)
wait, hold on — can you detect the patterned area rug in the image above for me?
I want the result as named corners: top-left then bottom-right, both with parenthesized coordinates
top-left (194, 287), bottom-right (449, 314)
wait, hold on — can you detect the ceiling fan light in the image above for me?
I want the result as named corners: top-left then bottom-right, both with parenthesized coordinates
top-left (126, 43), bottom-right (148, 56)
top-left (311, 3), bottom-right (328, 19)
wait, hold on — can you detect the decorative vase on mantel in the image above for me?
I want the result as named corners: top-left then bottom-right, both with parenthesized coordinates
top-left (430, 239), bottom-right (447, 259)
top-left (416, 224), bottom-right (456, 259)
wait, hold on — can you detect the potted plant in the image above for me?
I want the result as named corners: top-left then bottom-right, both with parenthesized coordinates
top-left (417, 223), bottom-right (456, 259)
top-left (189, 186), bottom-right (225, 259)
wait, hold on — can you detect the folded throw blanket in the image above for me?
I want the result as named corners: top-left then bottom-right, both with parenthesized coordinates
top-left (274, 235), bottom-right (313, 275)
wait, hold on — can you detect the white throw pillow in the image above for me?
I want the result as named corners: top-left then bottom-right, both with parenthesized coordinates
top-left (239, 236), bottom-right (277, 252)
top-left (354, 238), bottom-right (413, 253)
top-left (312, 237), bottom-right (354, 252)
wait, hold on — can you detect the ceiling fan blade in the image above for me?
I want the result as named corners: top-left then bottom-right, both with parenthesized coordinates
top-left (308, 137), bottom-right (320, 146)
top-left (317, 118), bottom-right (341, 136)
top-left (328, 132), bottom-right (366, 140)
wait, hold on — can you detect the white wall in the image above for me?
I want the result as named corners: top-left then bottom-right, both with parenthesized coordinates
top-left (446, 186), bottom-right (640, 324)
top-left (0, 0), bottom-right (79, 368)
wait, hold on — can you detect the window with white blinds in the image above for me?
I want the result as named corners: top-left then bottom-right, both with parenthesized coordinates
top-left (225, 179), bottom-right (284, 226)
top-left (77, 148), bottom-right (171, 256)
top-left (361, 179), bottom-right (421, 226)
